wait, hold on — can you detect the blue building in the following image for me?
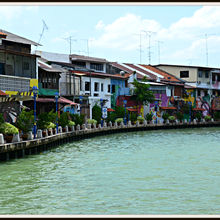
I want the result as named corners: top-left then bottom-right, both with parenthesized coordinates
top-left (110, 78), bottom-right (130, 109)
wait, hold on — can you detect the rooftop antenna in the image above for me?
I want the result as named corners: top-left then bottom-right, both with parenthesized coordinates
top-left (36, 20), bottom-right (48, 49)
top-left (63, 36), bottom-right (77, 55)
top-left (142, 30), bottom-right (156, 65)
top-left (156, 40), bottom-right (163, 64)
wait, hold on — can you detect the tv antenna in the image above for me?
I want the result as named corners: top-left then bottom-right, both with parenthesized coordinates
top-left (36, 20), bottom-right (48, 48)
top-left (142, 30), bottom-right (156, 65)
top-left (63, 36), bottom-right (77, 55)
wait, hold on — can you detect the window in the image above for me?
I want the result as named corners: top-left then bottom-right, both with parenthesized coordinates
top-left (205, 71), bottom-right (209, 78)
top-left (23, 62), bottom-right (29, 70)
top-left (101, 83), bottom-right (104, 92)
top-left (180, 71), bottom-right (189, 78)
top-left (90, 63), bottom-right (104, 71)
top-left (108, 84), bottom-right (111, 93)
top-left (72, 61), bottom-right (86, 67)
top-left (94, 82), bottom-right (99, 92)
top-left (198, 70), bottom-right (203, 78)
top-left (112, 85), bottom-right (116, 93)
top-left (85, 82), bottom-right (90, 91)
top-left (217, 75), bottom-right (220, 81)
top-left (94, 93), bottom-right (99, 97)
top-left (198, 90), bottom-right (201, 96)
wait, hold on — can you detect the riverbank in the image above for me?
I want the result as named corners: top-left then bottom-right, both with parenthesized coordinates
top-left (1, 120), bottom-right (220, 162)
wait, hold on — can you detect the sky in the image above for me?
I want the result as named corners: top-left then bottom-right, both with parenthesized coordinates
top-left (1, 3), bottom-right (220, 67)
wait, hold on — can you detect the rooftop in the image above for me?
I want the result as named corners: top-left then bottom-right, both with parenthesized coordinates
top-left (0, 29), bottom-right (40, 46)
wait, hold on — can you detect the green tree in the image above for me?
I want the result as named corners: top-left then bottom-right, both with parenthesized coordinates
top-left (92, 104), bottom-right (102, 124)
top-left (131, 76), bottom-right (155, 105)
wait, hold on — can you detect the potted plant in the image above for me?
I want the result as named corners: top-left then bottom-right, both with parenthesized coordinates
top-left (204, 115), bottom-right (211, 122)
top-left (115, 118), bottom-right (123, 126)
top-left (162, 112), bottom-right (169, 124)
top-left (137, 115), bottom-right (145, 124)
top-left (168, 115), bottom-right (176, 124)
top-left (67, 120), bottom-right (75, 131)
top-left (16, 109), bottom-right (34, 140)
top-left (130, 112), bottom-right (137, 125)
top-left (0, 122), bottom-right (19, 143)
top-left (145, 112), bottom-right (153, 124)
top-left (87, 119), bottom-right (97, 128)
top-left (47, 122), bottom-right (56, 135)
top-left (176, 112), bottom-right (184, 123)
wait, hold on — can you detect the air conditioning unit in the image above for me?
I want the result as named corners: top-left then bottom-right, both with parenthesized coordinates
top-left (77, 104), bottom-right (80, 111)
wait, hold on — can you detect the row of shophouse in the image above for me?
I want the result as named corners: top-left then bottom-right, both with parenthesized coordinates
top-left (1, 29), bottom-right (220, 123)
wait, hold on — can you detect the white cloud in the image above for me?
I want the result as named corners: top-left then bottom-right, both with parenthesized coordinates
top-left (92, 13), bottom-right (161, 51)
top-left (91, 6), bottom-right (220, 66)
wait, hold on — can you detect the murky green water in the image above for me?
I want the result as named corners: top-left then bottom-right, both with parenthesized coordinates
top-left (1, 127), bottom-right (220, 215)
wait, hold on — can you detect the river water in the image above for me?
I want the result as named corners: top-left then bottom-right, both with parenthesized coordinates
top-left (1, 127), bottom-right (220, 215)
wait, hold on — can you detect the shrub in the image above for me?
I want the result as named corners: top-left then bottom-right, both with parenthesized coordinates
top-left (130, 112), bottom-right (137, 123)
top-left (115, 106), bottom-right (126, 118)
top-left (58, 112), bottom-right (70, 128)
top-left (176, 112), bottom-right (184, 122)
top-left (106, 112), bottom-right (116, 123)
top-left (115, 118), bottom-right (123, 123)
top-left (195, 112), bottom-right (202, 121)
top-left (70, 114), bottom-right (85, 126)
top-left (68, 120), bottom-right (75, 127)
top-left (87, 119), bottom-right (97, 124)
top-left (16, 109), bottom-right (34, 133)
top-left (137, 115), bottom-right (145, 123)
top-left (204, 115), bottom-right (211, 121)
top-left (162, 112), bottom-right (169, 121)
top-left (145, 113), bottom-right (153, 122)
top-left (0, 123), bottom-right (19, 135)
top-left (168, 115), bottom-right (176, 122)
top-left (47, 122), bottom-right (56, 129)
top-left (213, 111), bottom-right (220, 121)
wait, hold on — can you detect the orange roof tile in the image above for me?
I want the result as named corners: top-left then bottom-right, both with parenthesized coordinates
top-left (141, 65), bottom-right (181, 82)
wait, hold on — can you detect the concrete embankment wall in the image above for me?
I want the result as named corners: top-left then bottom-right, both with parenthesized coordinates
top-left (1, 121), bottom-right (220, 162)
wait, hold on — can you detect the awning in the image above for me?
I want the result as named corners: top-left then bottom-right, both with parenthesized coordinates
top-left (192, 108), bottom-right (205, 111)
top-left (36, 97), bottom-right (77, 105)
top-left (127, 108), bottom-right (138, 112)
top-left (107, 108), bottom-right (115, 112)
top-left (160, 106), bottom-right (177, 110)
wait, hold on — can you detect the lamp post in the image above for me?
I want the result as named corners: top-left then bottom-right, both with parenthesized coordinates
top-left (188, 101), bottom-right (192, 123)
top-left (100, 98), bottom-right (103, 127)
top-left (155, 100), bottom-right (158, 124)
top-left (55, 92), bottom-right (59, 133)
top-left (79, 96), bottom-right (83, 114)
top-left (32, 86), bottom-right (38, 139)
top-left (123, 99), bottom-right (127, 125)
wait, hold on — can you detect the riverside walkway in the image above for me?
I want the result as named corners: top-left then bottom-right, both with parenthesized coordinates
top-left (0, 120), bottom-right (220, 161)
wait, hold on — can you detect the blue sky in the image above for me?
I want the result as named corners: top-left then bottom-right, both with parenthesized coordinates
top-left (1, 3), bottom-right (220, 67)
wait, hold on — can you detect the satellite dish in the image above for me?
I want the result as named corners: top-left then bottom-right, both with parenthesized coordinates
top-left (120, 71), bottom-right (125, 76)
